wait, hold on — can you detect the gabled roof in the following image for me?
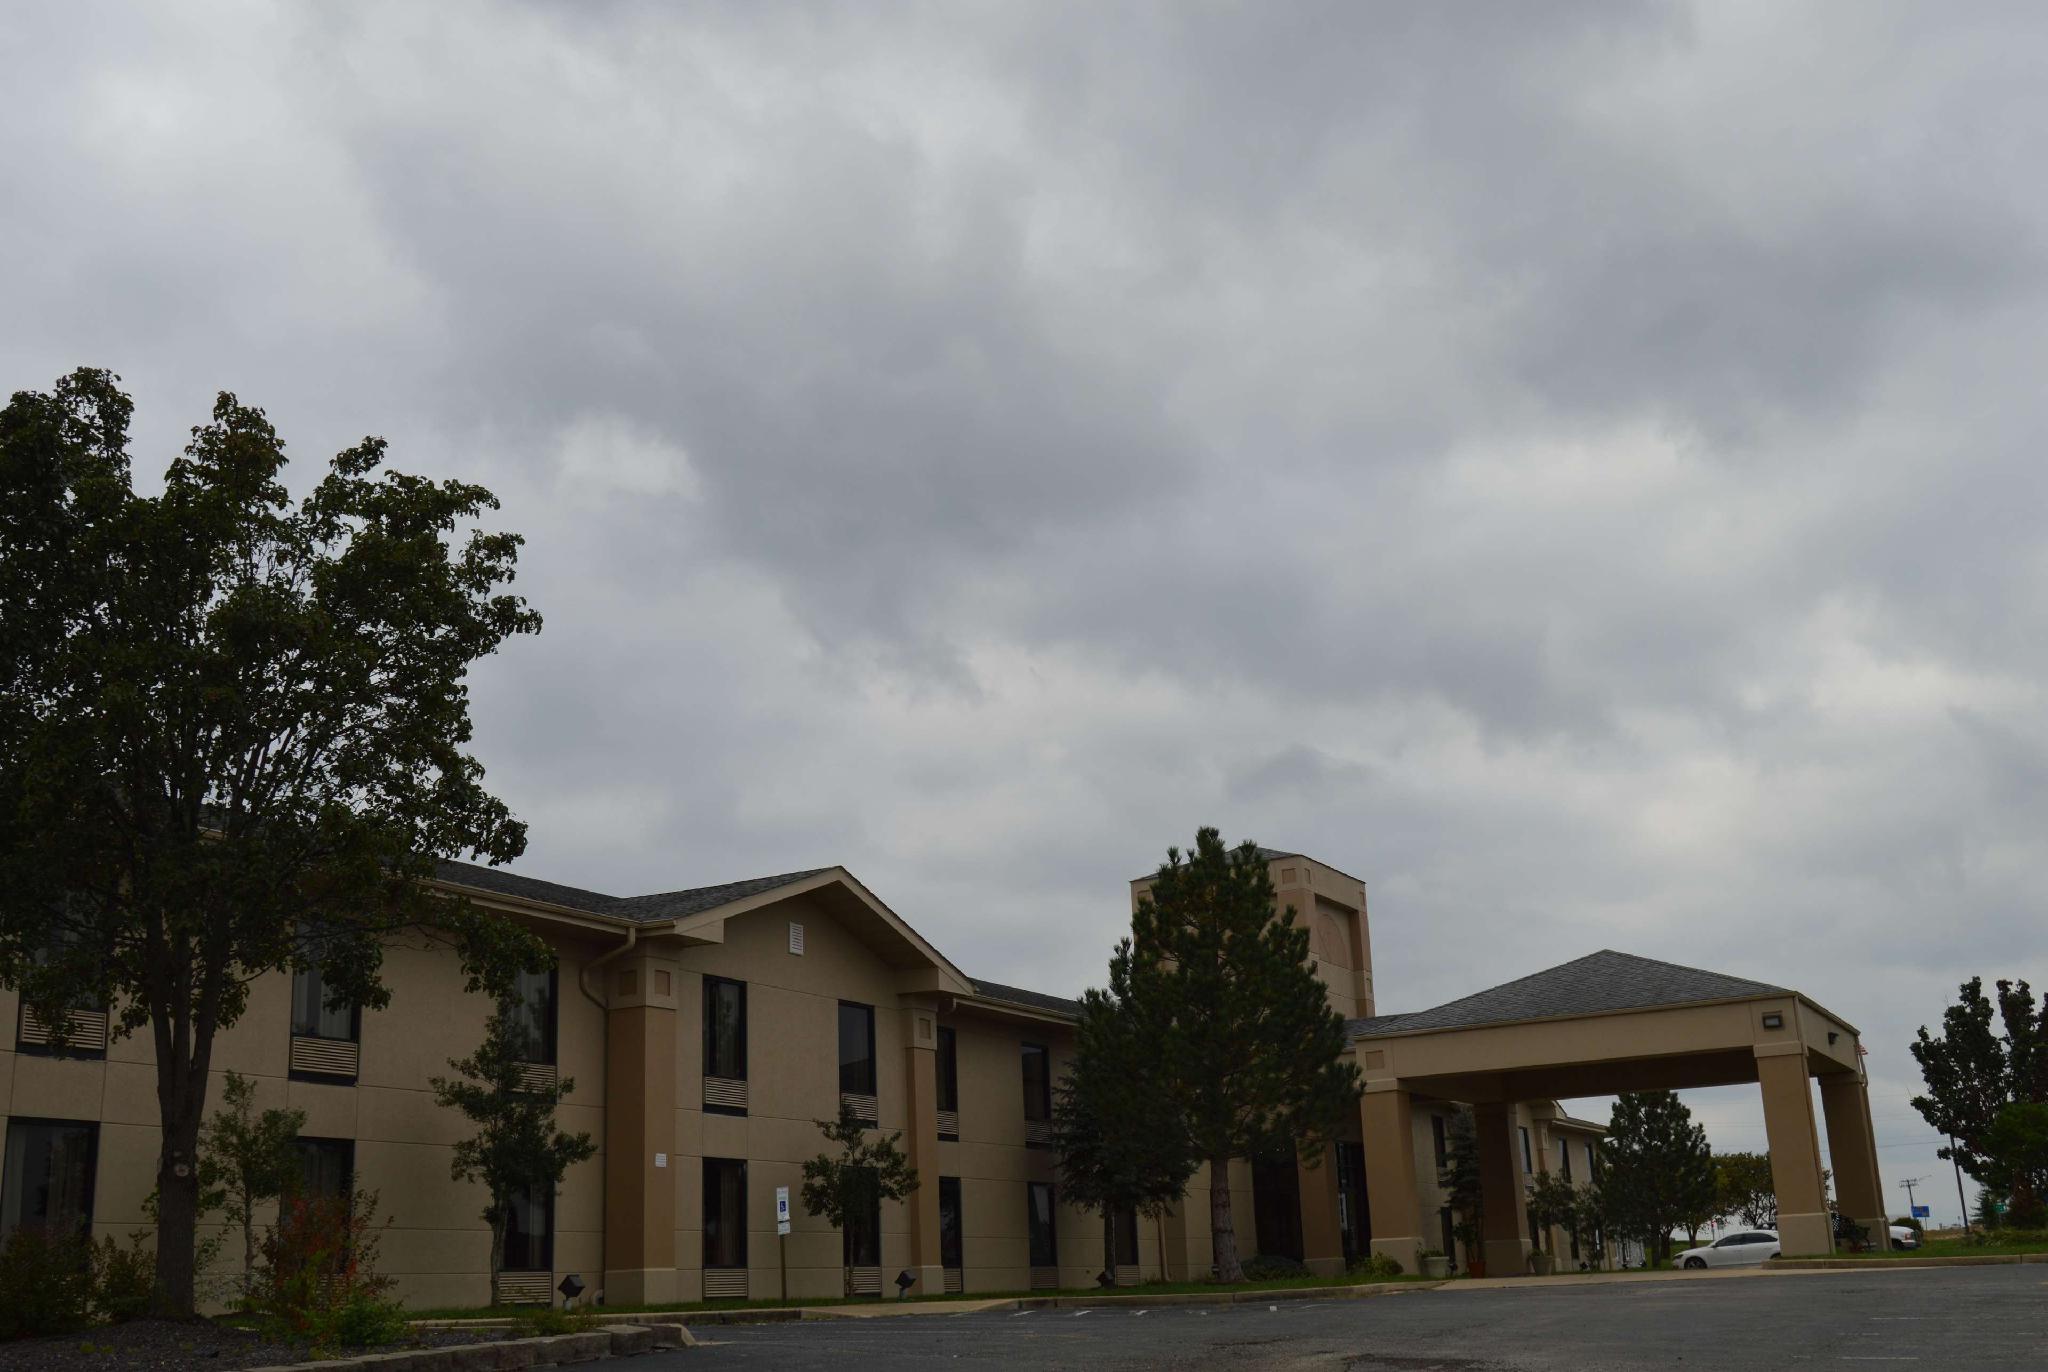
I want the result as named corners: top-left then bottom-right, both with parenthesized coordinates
top-left (1348, 949), bottom-right (1790, 1040)
top-left (433, 858), bottom-right (825, 924)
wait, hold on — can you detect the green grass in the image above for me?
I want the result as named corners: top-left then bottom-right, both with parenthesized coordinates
top-left (400, 1269), bottom-right (1428, 1322)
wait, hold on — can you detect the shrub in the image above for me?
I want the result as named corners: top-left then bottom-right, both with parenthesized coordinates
top-left (1239, 1254), bottom-right (1308, 1280)
top-left (0, 1226), bottom-right (96, 1339)
top-left (91, 1232), bottom-right (157, 1324)
top-left (519, 1306), bottom-right (596, 1336)
top-left (251, 1189), bottom-right (405, 1350)
top-left (1891, 1216), bottom-right (1924, 1234)
top-left (1347, 1251), bottom-right (1404, 1280)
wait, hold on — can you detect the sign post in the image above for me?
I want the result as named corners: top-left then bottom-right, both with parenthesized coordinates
top-left (776, 1186), bottom-right (792, 1300)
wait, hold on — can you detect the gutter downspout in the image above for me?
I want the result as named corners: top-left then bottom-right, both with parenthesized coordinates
top-left (577, 922), bottom-right (644, 1307)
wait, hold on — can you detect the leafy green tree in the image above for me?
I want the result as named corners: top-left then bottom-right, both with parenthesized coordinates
top-left (1911, 977), bottom-right (2048, 1217)
top-left (1599, 1092), bottom-right (1713, 1266)
top-left (198, 1071), bottom-right (307, 1296)
top-left (800, 1101), bottom-right (920, 1297)
top-left (1127, 830), bottom-right (1363, 1283)
top-left (0, 369), bottom-right (550, 1313)
top-left (431, 1008), bottom-right (597, 1306)
top-left (1713, 1150), bottom-right (1777, 1229)
top-left (1981, 1101), bottom-right (2048, 1227)
top-left (1525, 1169), bottom-right (1580, 1259)
top-left (1437, 1108), bottom-right (1483, 1267)
top-left (1054, 938), bottom-right (1200, 1283)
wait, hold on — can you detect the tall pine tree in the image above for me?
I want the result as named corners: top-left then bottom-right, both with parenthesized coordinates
top-left (1053, 937), bottom-right (1199, 1283)
top-left (1129, 829), bottom-right (1362, 1283)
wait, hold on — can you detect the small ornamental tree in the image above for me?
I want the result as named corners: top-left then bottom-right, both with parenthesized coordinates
top-left (1911, 977), bottom-right (2048, 1219)
top-left (1599, 1091), bottom-right (1713, 1266)
top-left (198, 1071), bottom-right (307, 1296)
top-left (431, 1007), bottom-right (597, 1306)
top-left (1127, 829), bottom-right (1363, 1283)
top-left (1053, 938), bottom-right (1200, 1283)
top-left (0, 369), bottom-right (549, 1313)
top-left (1713, 1150), bottom-right (1777, 1230)
top-left (801, 1101), bottom-right (919, 1297)
top-left (1438, 1109), bottom-right (1483, 1267)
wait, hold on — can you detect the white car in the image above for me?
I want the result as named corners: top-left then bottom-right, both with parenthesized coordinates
top-left (1674, 1229), bottom-right (1781, 1269)
top-left (1889, 1226), bottom-right (1921, 1250)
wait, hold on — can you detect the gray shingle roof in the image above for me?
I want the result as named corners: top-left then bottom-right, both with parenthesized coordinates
top-left (1347, 949), bottom-right (1789, 1039)
top-left (968, 979), bottom-right (1082, 1019)
top-left (434, 859), bottom-right (824, 924)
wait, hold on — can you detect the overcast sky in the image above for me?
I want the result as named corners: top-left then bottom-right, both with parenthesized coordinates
top-left (8, 0), bottom-right (2043, 1224)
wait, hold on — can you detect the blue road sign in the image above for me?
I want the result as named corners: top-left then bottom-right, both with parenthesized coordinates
top-left (1911, 1205), bottom-right (1930, 1218)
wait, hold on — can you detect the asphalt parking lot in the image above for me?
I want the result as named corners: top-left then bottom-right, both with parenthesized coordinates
top-left (654, 1265), bottom-right (2048, 1370)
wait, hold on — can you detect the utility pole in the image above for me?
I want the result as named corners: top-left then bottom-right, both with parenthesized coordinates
top-left (1950, 1136), bottom-right (1971, 1235)
top-left (1899, 1176), bottom-right (1925, 1220)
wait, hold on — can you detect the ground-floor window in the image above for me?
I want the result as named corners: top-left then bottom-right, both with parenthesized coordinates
top-left (938, 1177), bottom-right (963, 1270)
top-left (1, 1118), bottom-right (97, 1238)
top-left (1250, 1145), bottom-right (1303, 1261)
top-left (503, 1183), bottom-right (554, 1272)
top-left (1113, 1206), bottom-right (1139, 1268)
top-left (1439, 1206), bottom-right (1457, 1270)
top-left (1026, 1182), bottom-right (1058, 1268)
top-left (1335, 1141), bottom-right (1370, 1265)
top-left (844, 1167), bottom-right (880, 1269)
top-left (704, 1157), bottom-right (747, 1269)
top-left (294, 1137), bottom-right (354, 1202)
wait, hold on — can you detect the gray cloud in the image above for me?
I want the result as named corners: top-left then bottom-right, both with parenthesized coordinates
top-left (8, 0), bottom-right (2048, 1220)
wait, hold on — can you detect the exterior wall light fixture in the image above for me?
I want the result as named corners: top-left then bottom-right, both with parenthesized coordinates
top-left (1761, 1013), bottom-right (1784, 1030)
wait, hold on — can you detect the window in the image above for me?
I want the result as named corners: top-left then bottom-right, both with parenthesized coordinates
top-left (703, 977), bottom-right (746, 1081)
top-left (1439, 1206), bottom-right (1457, 1269)
top-left (1114, 1207), bottom-right (1139, 1269)
top-left (838, 1002), bottom-right (876, 1096)
top-left (939, 1177), bottom-right (963, 1270)
top-left (936, 1027), bottom-right (959, 1115)
top-left (1585, 1142), bottom-right (1597, 1179)
top-left (505, 966), bottom-right (557, 1066)
top-left (291, 961), bottom-right (357, 1042)
top-left (294, 1137), bottom-right (354, 1201)
top-left (703, 1158), bottom-right (747, 1269)
top-left (1020, 1043), bottom-right (1051, 1123)
top-left (1431, 1115), bottom-right (1448, 1168)
top-left (1026, 1181), bottom-right (1058, 1268)
top-left (1, 1119), bottom-right (97, 1238)
top-left (503, 1183), bottom-right (553, 1271)
top-left (1527, 1206), bottom-right (1539, 1245)
top-left (1519, 1126), bottom-right (1532, 1174)
top-left (1559, 1139), bottom-right (1572, 1182)
top-left (1251, 1145), bottom-right (1304, 1262)
top-left (844, 1167), bottom-right (880, 1268)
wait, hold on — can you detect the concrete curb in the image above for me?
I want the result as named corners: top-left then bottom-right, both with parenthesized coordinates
top-left (1768, 1253), bottom-right (2048, 1270)
top-left (247, 1321), bottom-right (694, 1371)
top-left (793, 1281), bottom-right (1440, 1320)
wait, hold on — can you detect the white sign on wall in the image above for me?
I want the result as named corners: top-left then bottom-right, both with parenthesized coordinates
top-left (776, 1185), bottom-right (792, 1236)
top-left (654, 1152), bottom-right (667, 1169)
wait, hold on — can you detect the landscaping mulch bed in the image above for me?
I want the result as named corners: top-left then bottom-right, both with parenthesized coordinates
top-left (0, 1318), bottom-right (508, 1372)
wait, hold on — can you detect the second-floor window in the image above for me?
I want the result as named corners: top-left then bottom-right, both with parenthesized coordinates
top-left (838, 1001), bottom-right (876, 1096)
top-left (1519, 1126), bottom-right (1533, 1174)
top-left (290, 961), bottom-right (357, 1042)
top-left (937, 1026), bottom-right (959, 1113)
top-left (1021, 1043), bottom-right (1051, 1123)
top-left (505, 966), bottom-right (557, 1066)
top-left (1559, 1139), bottom-right (1573, 1181)
top-left (703, 977), bottom-right (746, 1080)
top-left (1431, 1115), bottom-right (1448, 1169)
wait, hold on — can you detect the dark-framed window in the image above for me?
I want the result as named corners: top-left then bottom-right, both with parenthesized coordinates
top-left (938, 1176), bottom-right (963, 1270)
top-left (1251, 1144), bottom-right (1304, 1262)
top-left (1431, 1115), bottom-right (1448, 1168)
top-left (838, 1001), bottom-right (876, 1096)
top-left (293, 1137), bottom-right (355, 1201)
top-left (505, 966), bottom-right (558, 1066)
top-left (1026, 1181), bottom-right (1058, 1268)
top-left (15, 934), bottom-right (108, 1059)
top-left (1114, 1207), bottom-right (1139, 1268)
top-left (1, 1118), bottom-right (98, 1238)
top-left (844, 1166), bottom-right (880, 1269)
top-left (1559, 1139), bottom-right (1573, 1182)
top-left (1585, 1142), bottom-right (1597, 1179)
top-left (1519, 1126), bottom-right (1532, 1174)
top-left (936, 1027), bottom-right (959, 1114)
top-left (291, 961), bottom-right (359, 1042)
top-left (1020, 1043), bottom-right (1051, 1123)
top-left (504, 1183), bottom-right (554, 1272)
top-left (1439, 1206), bottom-right (1457, 1269)
top-left (703, 976), bottom-right (747, 1081)
top-left (703, 1157), bottom-right (747, 1269)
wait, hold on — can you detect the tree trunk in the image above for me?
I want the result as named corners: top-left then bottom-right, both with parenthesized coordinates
top-left (152, 1048), bottom-right (212, 1315)
top-left (1102, 1209), bottom-right (1117, 1286)
top-left (1208, 1156), bottom-right (1243, 1283)
top-left (240, 1199), bottom-right (256, 1302)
